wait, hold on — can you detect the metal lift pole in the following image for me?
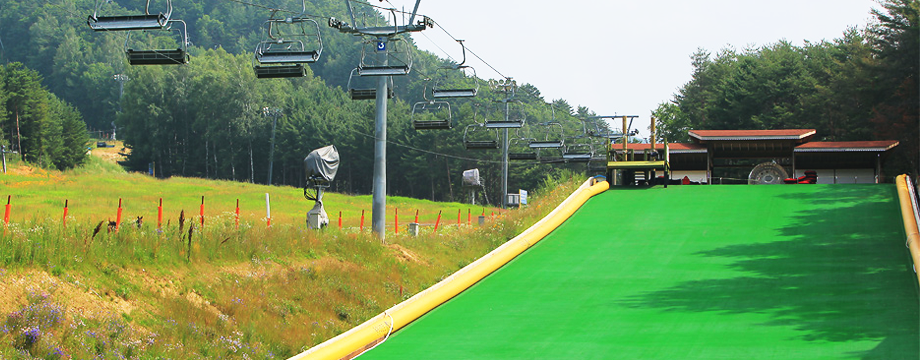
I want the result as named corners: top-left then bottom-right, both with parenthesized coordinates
top-left (372, 36), bottom-right (389, 241)
top-left (501, 100), bottom-right (510, 209)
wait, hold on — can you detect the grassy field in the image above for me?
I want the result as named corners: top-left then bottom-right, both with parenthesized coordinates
top-left (0, 145), bottom-right (584, 359)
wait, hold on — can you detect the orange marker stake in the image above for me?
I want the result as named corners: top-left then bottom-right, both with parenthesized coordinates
top-left (199, 196), bottom-right (205, 228)
top-left (62, 200), bottom-right (69, 228)
top-left (234, 199), bottom-right (240, 229)
top-left (157, 198), bottom-right (163, 230)
top-left (116, 198), bottom-right (123, 232)
top-left (434, 210), bottom-right (442, 231)
top-left (467, 209), bottom-right (471, 226)
top-left (4, 195), bottom-right (11, 226)
top-left (457, 209), bottom-right (461, 226)
top-left (414, 209), bottom-right (419, 224)
top-left (360, 210), bottom-right (365, 232)
top-left (338, 211), bottom-right (343, 229)
top-left (265, 193), bottom-right (271, 228)
top-left (395, 208), bottom-right (399, 234)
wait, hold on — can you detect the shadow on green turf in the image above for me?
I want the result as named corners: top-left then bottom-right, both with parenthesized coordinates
top-left (622, 185), bottom-right (919, 359)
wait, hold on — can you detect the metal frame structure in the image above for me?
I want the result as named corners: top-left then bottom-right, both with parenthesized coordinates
top-left (411, 90), bottom-right (452, 130)
top-left (253, 8), bottom-right (323, 79)
top-left (463, 124), bottom-right (500, 150)
top-left (347, 68), bottom-right (394, 100)
top-left (431, 40), bottom-right (479, 98)
top-left (330, 0), bottom-right (429, 241)
top-left (88, 0), bottom-right (172, 31)
top-left (124, 19), bottom-right (189, 65)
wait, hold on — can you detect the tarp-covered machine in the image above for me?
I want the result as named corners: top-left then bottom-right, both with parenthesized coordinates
top-left (304, 145), bottom-right (339, 229)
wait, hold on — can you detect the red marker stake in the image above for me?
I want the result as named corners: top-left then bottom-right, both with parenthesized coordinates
top-left (395, 208), bottom-right (399, 234)
top-left (467, 209), bottom-right (471, 226)
top-left (457, 209), bottom-right (461, 226)
top-left (414, 210), bottom-right (419, 224)
top-left (4, 195), bottom-right (11, 226)
top-left (360, 210), bottom-right (365, 232)
top-left (235, 199), bottom-right (240, 229)
top-left (199, 196), bottom-right (205, 228)
top-left (157, 198), bottom-right (163, 230)
top-left (338, 211), bottom-right (342, 229)
top-left (434, 210), bottom-right (442, 231)
top-left (62, 200), bottom-right (69, 228)
top-left (116, 198), bottom-right (122, 232)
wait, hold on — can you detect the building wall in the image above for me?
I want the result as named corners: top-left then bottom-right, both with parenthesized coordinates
top-left (794, 169), bottom-right (876, 184)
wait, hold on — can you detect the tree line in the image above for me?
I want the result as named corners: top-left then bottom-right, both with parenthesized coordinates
top-left (654, 0), bottom-right (918, 177)
top-left (0, 63), bottom-right (90, 170)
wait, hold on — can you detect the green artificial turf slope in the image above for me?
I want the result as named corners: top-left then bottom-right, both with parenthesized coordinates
top-left (364, 184), bottom-right (919, 359)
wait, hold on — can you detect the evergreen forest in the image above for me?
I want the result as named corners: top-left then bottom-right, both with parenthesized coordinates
top-left (0, 0), bottom-right (917, 195)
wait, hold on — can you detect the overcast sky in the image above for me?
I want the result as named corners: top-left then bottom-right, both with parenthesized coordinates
top-left (392, 0), bottom-right (880, 140)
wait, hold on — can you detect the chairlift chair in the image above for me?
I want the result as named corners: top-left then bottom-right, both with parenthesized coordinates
top-left (357, 37), bottom-right (412, 76)
top-left (529, 122), bottom-right (565, 149)
top-left (463, 124), bottom-right (499, 150)
top-left (88, 0), bottom-right (172, 31)
top-left (484, 100), bottom-right (525, 129)
top-left (563, 143), bottom-right (594, 163)
top-left (253, 15), bottom-right (323, 79)
top-left (509, 138), bottom-right (537, 161)
top-left (431, 41), bottom-right (479, 98)
top-left (124, 20), bottom-right (189, 65)
top-left (412, 100), bottom-right (452, 130)
top-left (347, 68), bottom-right (394, 100)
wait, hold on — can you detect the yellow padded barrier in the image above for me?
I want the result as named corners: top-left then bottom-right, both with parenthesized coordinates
top-left (289, 177), bottom-right (610, 360)
top-left (895, 174), bottom-right (920, 289)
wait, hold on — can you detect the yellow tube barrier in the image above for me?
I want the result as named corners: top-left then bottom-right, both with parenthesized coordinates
top-left (895, 174), bottom-right (920, 289)
top-left (289, 177), bottom-right (610, 360)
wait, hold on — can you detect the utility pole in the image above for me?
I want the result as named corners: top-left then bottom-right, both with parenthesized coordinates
top-left (262, 107), bottom-right (282, 186)
top-left (330, 0), bottom-right (429, 242)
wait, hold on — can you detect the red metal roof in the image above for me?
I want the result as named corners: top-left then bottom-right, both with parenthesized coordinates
top-left (612, 143), bottom-right (708, 153)
top-left (795, 141), bottom-right (899, 152)
top-left (689, 129), bottom-right (816, 141)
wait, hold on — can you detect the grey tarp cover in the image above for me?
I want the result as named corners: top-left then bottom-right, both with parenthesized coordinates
top-left (304, 145), bottom-right (339, 182)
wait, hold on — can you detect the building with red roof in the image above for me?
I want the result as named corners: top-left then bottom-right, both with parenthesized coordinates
top-left (610, 129), bottom-right (898, 184)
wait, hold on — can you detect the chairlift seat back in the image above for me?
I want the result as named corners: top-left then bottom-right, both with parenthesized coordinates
top-left (413, 120), bottom-right (451, 130)
top-left (126, 49), bottom-right (187, 65)
top-left (89, 14), bottom-right (168, 31)
top-left (350, 88), bottom-right (394, 100)
top-left (358, 65), bottom-right (410, 77)
top-left (485, 120), bottom-right (523, 129)
top-left (432, 88), bottom-right (478, 98)
top-left (257, 50), bottom-right (319, 64)
top-left (254, 64), bottom-right (306, 78)
top-left (465, 141), bottom-right (500, 150)
top-left (530, 141), bottom-right (564, 149)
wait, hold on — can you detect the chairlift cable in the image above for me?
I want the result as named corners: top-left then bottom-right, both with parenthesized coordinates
top-left (221, 0), bottom-right (332, 20)
top-left (419, 32), bottom-right (456, 63)
top-left (431, 20), bottom-right (508, 79)
top-left (344, 127), bottom-right (503, 164)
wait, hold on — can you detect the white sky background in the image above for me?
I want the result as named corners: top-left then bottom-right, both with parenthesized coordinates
top-left (389, 0), bottom-right (880, 140)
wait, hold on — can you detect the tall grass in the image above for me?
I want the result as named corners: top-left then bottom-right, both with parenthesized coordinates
top-left (0, 161), bottom-right (586, 359)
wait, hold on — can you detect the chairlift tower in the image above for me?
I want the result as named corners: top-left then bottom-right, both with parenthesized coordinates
top-left (488, 78), bottom-right (518, 208)
top-left (330, 0), bottom-right (429, 242)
